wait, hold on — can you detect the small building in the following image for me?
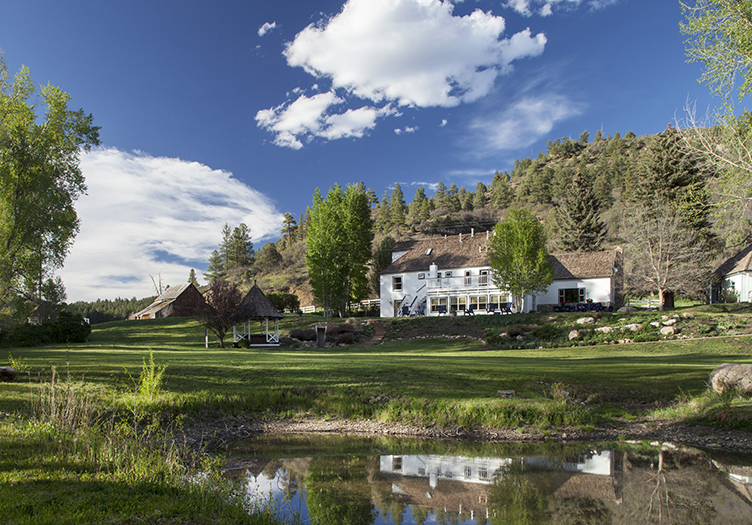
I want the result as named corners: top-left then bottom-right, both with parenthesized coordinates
top-left (132, 283), bottom-right (206, 320)
top-left (379, 232), bottom-right (622, 317)
top-left (714, 244), bottom-right (752, 302)
top-left (232, 283), bottom-right (284, 346)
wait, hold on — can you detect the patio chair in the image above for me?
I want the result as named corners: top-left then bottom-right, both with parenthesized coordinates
top-left (401, 305), bottom-right (410, 316)
top-left (500, 303), bottom-right (512, 314)
top-left (487, 303), bottom-right (496, 314)
top-left (438, 305), bottom-right (447, 315)
top-left (417, 305), bottom-right (426, 316)
top-left (465, 304), bottom-right (475, 315)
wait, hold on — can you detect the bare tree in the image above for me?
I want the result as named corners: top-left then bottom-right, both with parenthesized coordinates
top-left (196, 280), bottom-right (248, 348)
top-left (621, 203), bottom-right (713, 310)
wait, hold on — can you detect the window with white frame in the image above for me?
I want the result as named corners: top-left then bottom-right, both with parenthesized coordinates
top-left (469, 295), bottom-right (487, 310)
top-left (479, 269), bottom-right (489, 286)
top-left (558, 288), bottom-right (585, 304)
top-left (449, 296), bottom-right (467, 312)
top-left (464, 270), bottom-right (472, 285)
top-left (393, 276), bottom-right (402, 291)
top-left (430, 297), bottom-right (447, 313)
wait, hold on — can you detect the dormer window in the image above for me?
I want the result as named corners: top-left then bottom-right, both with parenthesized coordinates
top-left (425, 248), bottom-right (432, 255)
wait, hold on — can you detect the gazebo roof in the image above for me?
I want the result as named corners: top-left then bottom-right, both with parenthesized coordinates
top-left (239, 283), bottom-right (284, 319)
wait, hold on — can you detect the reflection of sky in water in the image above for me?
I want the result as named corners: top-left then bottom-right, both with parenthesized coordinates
top-left (244, 470), bottom-right (311, 524)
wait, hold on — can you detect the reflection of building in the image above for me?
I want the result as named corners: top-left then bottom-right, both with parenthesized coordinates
top-left (380, 451), bottom-right (617, 522)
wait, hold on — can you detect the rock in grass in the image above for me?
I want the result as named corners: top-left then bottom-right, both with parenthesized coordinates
top-left (497, 390), bottom-right (516, 398)
top-left (623, 323), bottom-right (643, 332)
top-left (660, 326), bottom-right (677, 335)
top-left (569, 330), bottom-right (580, 341)
top-left (576, 317), bottom-right (595, 325)
top-left (709, 363), bottom-right (752, 394)
top-left (595, 326), bottom-right (613, 333)
top-left (0, 367), bottom-right (17, 382)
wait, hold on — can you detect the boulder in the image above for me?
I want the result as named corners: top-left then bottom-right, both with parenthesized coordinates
top-left (709, 363), bottom-right (752, 394)
top-left (682, 312), bottom-right (695, 319)
top-left (623, 323), bottom-right (643, 332)
top-left (569, 330), bottom-right (580, 341)
top-left (595, 326), bottom-right (614, 333)
top-left (662, 319), bottom-right (677, 326)
top-left (0, 367), bottom-right (17, 382)
top-left (617, 306), bottom-right (637, 313)
top-left (660, 326), bottom-right (677, 335)
top-left (650, 321), bottom-right (661, 328)
top-left (576, 317), bottom-right (595, 325)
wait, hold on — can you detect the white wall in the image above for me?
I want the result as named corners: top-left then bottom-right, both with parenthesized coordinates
top-left (380, 271), bottom-right (427, 317)
top-left (723, 272), bottom-right (752, 302)
top-left (536, 277), bottom-right (613, 306)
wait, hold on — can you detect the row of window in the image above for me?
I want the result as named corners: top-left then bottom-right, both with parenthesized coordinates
top-left (430, 294), bottom-right (511, 313)
top-left (392, 270), bottom-right (491, 291)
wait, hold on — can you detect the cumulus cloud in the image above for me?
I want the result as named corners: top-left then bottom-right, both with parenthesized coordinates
top-left (257, 0), bottom-right (547, 148)
top-left (58, 148), bottom-right (283, 301)
top-left (258, 21), bottom-right (277, 36)
top-left (505, 0), bottom-right (619, 17)
top-left (394, 126), bottom-right (418, 135)
top-left (470, 94), bottom-right (582, 153)
top-left (256, 92), bottom-right (395, 148)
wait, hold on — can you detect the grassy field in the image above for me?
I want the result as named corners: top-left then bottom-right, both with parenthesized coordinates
top-left (2, 308), bottom-right (752, 524)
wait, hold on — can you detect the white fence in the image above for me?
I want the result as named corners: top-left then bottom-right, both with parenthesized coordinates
top-left (299, 299), bottom-right (380, 315)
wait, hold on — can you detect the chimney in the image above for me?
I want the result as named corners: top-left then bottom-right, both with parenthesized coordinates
top-left (471, 228), bottom-right (474, 237)
top-left (459, 233), bottom-right (462, 243)
top-left (486, 230), bottom-right (490, 239)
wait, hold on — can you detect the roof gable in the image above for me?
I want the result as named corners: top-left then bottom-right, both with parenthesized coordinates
top-left (716, 244), bottom-right (752, 277)
top-left (239, 283), bottom-right (284, 319)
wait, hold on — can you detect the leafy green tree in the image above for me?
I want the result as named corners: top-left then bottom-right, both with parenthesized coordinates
top-left (369, 236), bottom-right (395, 295)
top-left (281, 212), bottom-right (297, 248)
top-left (635, 125), bottom-right (714, 247)
top-left (204, 250), bottom-right (225, 283)
top-left (255, 242), bottom-right (283, 271)
top-left (0, 55), bottom-right (99, 324)
top-left (390, 183), bottom-right (407, 231)
top-left (488, 209), bottom-right (554, 312)
top-left (306, 183), bottom-right (373, 317)
top-left (555, 172), bottom-right (606, 252)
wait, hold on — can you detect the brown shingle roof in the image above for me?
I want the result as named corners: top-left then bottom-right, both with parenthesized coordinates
top-left (552, 250), bottom-right (620, 279)
top-left (716, 244), bottom-right (752, 277)
top-left (381, 233), bottom-right (620, 280)
top-left (239, 283), bottom-right (284, 319)
top-left (381, 233), bottom-right (492, 275)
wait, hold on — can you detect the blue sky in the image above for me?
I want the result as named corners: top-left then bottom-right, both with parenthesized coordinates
top-left (0, 0), bottom-right (716, 301)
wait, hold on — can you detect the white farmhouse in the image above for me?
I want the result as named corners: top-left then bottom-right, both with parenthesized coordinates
top-left (714, 244), bottom-right (752, 302)
top-left (379, 232), bottom-right (622, 317)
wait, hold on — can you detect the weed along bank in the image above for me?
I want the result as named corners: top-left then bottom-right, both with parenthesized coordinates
top-left (379, 232), bottom-right (623, 318)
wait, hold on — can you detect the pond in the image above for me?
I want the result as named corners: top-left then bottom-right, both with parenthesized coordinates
top-left (223, 434), bottom-right (752, 525)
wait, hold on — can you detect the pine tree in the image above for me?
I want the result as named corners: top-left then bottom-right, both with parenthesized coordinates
top-left (204, 250), bottom-right (225, 283)
top-left (556, 172), bottom-right (606, 252)
top-left (473, 182), bottom-right (487, 209)
top-left (390, 183), bottom-right (407, 231)
top-left (281, 212), bottom-right (297, 248)
top-left (188, 269), bottom-right (198, 285)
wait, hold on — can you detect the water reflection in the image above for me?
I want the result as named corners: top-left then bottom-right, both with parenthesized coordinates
top-left (225, 436), bottom-right (752, 525)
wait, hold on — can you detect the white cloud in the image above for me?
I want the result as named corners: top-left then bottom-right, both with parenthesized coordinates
top-left (440, 119), bottom-right (448, 127)
top-left (256, 91), bottom-right (394, 147)
top-left (58, 148), bottom-right (283, 301)
top-left (258, 21), bottom-right (277, 37)
top-left (505, 0), bottom-right (619, 17)
top-left (394, 126), bottom-right (418, 135)
top-left (470, 94), bottom-right (582, 153)
top-left (258, 0), bottom-right (547, 148)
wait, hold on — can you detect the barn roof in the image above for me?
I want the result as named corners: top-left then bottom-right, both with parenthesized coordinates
top-left (381, 233), bottom-right (620, 280)
top-left (716, 244), bottom-right (752, 277)
top-left (239, 283), bottom-right (284, 319)
top-left (132, 283), bottom-right (194, 318)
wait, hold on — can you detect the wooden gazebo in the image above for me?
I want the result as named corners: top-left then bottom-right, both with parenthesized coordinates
top-left (232, 283), bottom-right (284, 347)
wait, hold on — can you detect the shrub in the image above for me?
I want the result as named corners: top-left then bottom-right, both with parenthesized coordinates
top-left (289, 328), bottom-right (316, 341)
top-left (531, 324), bottom-right (561, 340)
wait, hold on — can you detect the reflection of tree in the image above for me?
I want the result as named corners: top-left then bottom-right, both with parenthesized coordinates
top-left (489, 462), bottom-right (552, 525)
top-left (620, 449), bottom-right (718, 524)
top-left (278, 468), bottom-right (299, 503)
top-left (304, 457), bottom-right (375, 525)
top-left (410, 506), bottom-right (428, 525)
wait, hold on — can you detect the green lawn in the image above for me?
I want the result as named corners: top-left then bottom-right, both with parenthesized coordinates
top-left (2, 311), bottom-right (752, 524)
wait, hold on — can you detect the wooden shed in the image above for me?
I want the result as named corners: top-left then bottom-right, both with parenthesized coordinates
top-left (232, 283), bottom-right (284, 346)
top-left (133, 283), bottom-right (206, 320)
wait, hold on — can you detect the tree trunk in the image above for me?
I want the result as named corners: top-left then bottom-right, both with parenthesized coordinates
top-left (661, 290), bottom-right (674, 310)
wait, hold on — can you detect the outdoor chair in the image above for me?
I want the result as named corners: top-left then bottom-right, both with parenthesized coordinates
top-left (465, 304), bottom-right (475, 315)
top-left (401, 305), bottom-right (410, 316)
top-left (487, 303), bottom-right (496, 314)
top-left (500, 303), bottom-right (512, 314)
top-left (417, 305), bottom-right (426, 316)
top-left (437, 305), bottom-right (447, 315)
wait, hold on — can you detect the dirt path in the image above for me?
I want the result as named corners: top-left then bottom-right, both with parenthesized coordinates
top-left (181, 415), bottom-right (752, 455)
